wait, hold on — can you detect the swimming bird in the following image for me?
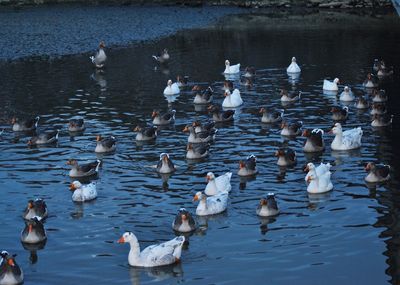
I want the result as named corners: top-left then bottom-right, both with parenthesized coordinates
top-left (21, 217), bottom-right (47, 244)
top-left (176, 75), bottom-right (189, 88)
top-left (371, 114), bottom-right (393, 127)
top-left (286, 57), bottom-right (301, 73)
top-left (95, 135), bottom-right (116, 153)
top-left (222, 89), bottom-right (243, 108)
top-left (259, 108), bottom-right (283, 123)
top-left (238, 154), bottom-right (258, 176)
top-left (172, 208), bottom-right (196, 232)
top-left (330, 123), bottom-right (362, 150)
top-left (22, 199), bottom-right (48, 221)
top-left (193, 191), bottom-right (228, 216)
top-left (323, 78), bottom-right (340, 91)
top-left (208, 105), bottom-right (235, 122)
top-left (193, 86), bottom-right (213, 104)
top-left (90, 41), bottom-right (107, 68)
top-left (306, 171), bottom-right (333, 194)
top-left (364, 162), bottom-right (390, 183)
top-left (68, 118), bottom-right (85, 132)
top-left (183, 125), bottom-right (212, 144)
top-left (204, 172), bottom-right (232, 196)
top-left (280, 89), bottom-right (301, 102)
top-left (363, 73), bottom-right (377, 88)
top-left (134, 125), bottom-right (157, 141)
top-left (27, 130), bottom-right (59, 146)
top-left (11, 116), bottom-right (40, 132)
top-left (118, 232), bottom-right (184, 267)
top-left (223, 60), bottom-right (240, 74)
top-left (331, 106), bottom-right (349, 121)
top-left (152, 48), bottom-right (170, 64)
top-left (0, 252), bottom-right (24, 285)
top-left (70, 181), bottom-right (97, 202)
top-left (186, 143), bottom-right (210, 159)
top-left (243, 66), bottom-right (256, 78)
top-left (370, 103), bottom-right (387, 115)
top-left (256, 194), bottom-right (279, 217)
top-left (67, 159), bottom-right (101, 178)
top-left (280, 120), bottom-right (302, 136)
top-left (223, 80), bottom-right (234, 92)
top-left (372, 89), bottom-right (388, 103)
top-left (302, 128), bottom-right (325, 152)
top-left (163, 80), bottom-right (180, 95)
top-left (156, 153), bottom-right (176, 174)
top-left (192, 121), bottom-right (217, 137)
top-left (304, 162), bottom-right (332, 183)
top-left (152, 110), bottom-right (176, 125)
top-left (354, 96), bottom-right (369, 109)
top-left (275, 148), bottom-right (297, 166)
top-left (339, 86), bottom-right (355, 101)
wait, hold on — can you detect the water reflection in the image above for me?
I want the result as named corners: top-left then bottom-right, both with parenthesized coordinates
top-left (129, 263), bottom-right (184, 285)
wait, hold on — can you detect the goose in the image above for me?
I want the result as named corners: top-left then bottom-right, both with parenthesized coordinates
top-left (193, 191), bottom-right (228, 216)
top-left (241, 77), bottom-right (253, 88)
top-left (193, 86), bottom-right (213, 104)
top-left (176, 75), bottom-right (189, 88)
top-left (302, 128), bottom-right (325, 152)
top-left (280, 121), bottom-right (302, 136)
top-left (204, 172), bottom-right (232, 196)
top-left (134, 125), bottom-right (157, 141)
top-left (370, 103), bottom-right (387, 115)
top-left (306, 172), bottom-right (333, 194)
top-left (118, 232), bottom-right (184, 267)
top-left (27, 130), bottom-right (59, 146)
top-left (90, 41), bottom-right (107, 68)
top-left (186, 143), bottom-right (210, 159)
top-left (208, 105), bottom-right (235, 122)
top-left (259, 108), bottom-right (283, 123)
top-left (363, 73), bottom-right (377, 88)
top-left (152, 110), bottom-right (176, 125)
top-left (364, 162), bottom-right (390, 183)
top-left (355, 96), bottom-right (369, 109)
top-left (371, 114), bottom-right (393, 127)
top-left (323, 78), bottom-right (340, 91)
top-left (21, 217), bottom-right (47, 244)
top-left (156, 153), bottom-right (176, 174)
top-left (222, 89), bottom-right (243, 108)
top-left (163, 80), bottom-right (180, 95)
top-left (377, 61), bottom-right (394, 77)
top-left (238, 154), bottom-right (258, 176)
top-left (330, 123), bottom-right (362, 150)
top-left (182, 125), bottom-right (212, 144)
top-left (256, 193), bottom-right (279, 217)
top-left (331, 106), bottom-right (348, 121)
top-left (0, 252), bottom-right (24, 285)
top-left (243, 66), bottom-right (256, 78)
top-left (223, 60), bottom-right (240, 74)
top-left (22, 199), bottom-right (48, 221)
top-left (67, 159), bottom-right (101, 178)
top-left (68, 118), bottom-right (85, 132)
top-left (372, 89), bottom-right (388, 103)
top-left (11, 116), bottom-right (40, 132)
top-left (280, 89), bottom-right (301, 102)
top-left (95, 135), bottom-right (116, 153)
top-left (275, 148), bottom-right (297, 166)
top-left (70, 181), bottom-right (97, 202)
top-left (286, 57), bottom-right (301, 73)
top-left (339, 86), bottom-right (355, 101)
top-left (304, 162), bottom-right (332, 184)
top-left (172, 208), bottom-right (196, 232)
top-left (192, 121), bottom-right (217, 137)
top-left (152, 48), bottom-right (170, 64)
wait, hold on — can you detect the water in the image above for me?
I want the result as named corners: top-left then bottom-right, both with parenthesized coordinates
top-left (1, 9), bottom-right (400, 285)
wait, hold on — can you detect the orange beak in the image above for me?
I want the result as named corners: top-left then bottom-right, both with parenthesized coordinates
top-left (193, 195), bottom-right (199, 201)
top-left (96, 135), bottom-right (101, 142)
top-left (117, 237), bottom-right (125, 244)
top-left (134, 126), bottom-right (139, 132)
top-left (163, 155), bottom-right (168, 162)
top-left (28, 224), bottom-right (33, 233)
top-left (28, 202), bottom-right (33, 209)
top-left (304, 165), bottom-right (309, 172)
top-left (151, 111), bottom-right (157, 118)
top-left (7, 259), bottom-right (15, 267)
top-left (206, 175), bottom-right (211, 181)
top-left (70, 183), bottom-right (76, 191)
top-left (182, 126), bottom-right (189, 132)
top-left (239, 161), bottom-right (245, 169)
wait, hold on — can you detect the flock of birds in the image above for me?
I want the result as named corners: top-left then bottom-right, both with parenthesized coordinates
top-left (0, 41), bottom-right (395, 284)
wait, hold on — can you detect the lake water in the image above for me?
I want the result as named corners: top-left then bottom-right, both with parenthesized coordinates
top-left (1, 8), bottom-right (400, 285)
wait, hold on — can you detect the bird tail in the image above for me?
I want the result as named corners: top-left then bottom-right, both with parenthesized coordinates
top-left (90, 56), bottom-right (95, 63)
top-left (35, 116), bottom-right (41, 128)
top-left (95, 159), bottom-right (102, 172)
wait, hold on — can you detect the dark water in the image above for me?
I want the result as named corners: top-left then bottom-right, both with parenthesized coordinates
top-left (1, 11), bottom-right (400, 285)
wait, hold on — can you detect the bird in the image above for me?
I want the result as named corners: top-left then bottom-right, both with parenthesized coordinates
top-left (208, 105), bottom-right (235, 122)
top-left (193, 191), bottom-right (228, 216)
top-left (20, 216), bottom-right (47, 244)
top-left (90, 41), bottom-right (107, 68)
top-left (223, 60), bottom-right (240, 74)
top-left (204, 172), bottom-right (232, 196)
top-left (118, 232), bottom-right (184, 267)
top-left (331, 106), bottom-right (349, 121)
top-left (323, 78), bottom-right (340, 91)
top-left (330, 123), bottom-right (362, 150)
top-left (371, 114), bottom-right (393, 127)
top-left (302, 128), bottom-right (325, 152)
top-left (67, 159), bottom-right (101, 178)
top-left (182, 125), bottom-right (212, 144)
top-left (151, 110), bottom-right (176, 125)
top-left (371, 89), bottom-right (388, 103)
top-left (363, 73), bottom-right (377, 88)
top-left (152, 48), bottom-right (170, 64)
top-left (275, 148), bottom-right (297, 166)
top-left (95, 135), bottom-right (116, 153)
top-left (11, 116), bottom-right (40, 132)
top-left (163, 80), bottom-right (180, 95)
top-left (223, 80), bottom-right (234, 92)
top-left (222, 89), bottom-right (243, 108)
top-left (0, 252), bottom-right (24, 285)
top-left (172, 208), bottom-right (196, 232)
top-left (186, 143), bottom-right (210, 159)
top-left (339, 86), bottom-right (355, 101)
top-left (280, 120), bottom-right (302, 136)
top-left (370, 103), bottom-right (387, 115)
top-left (256, 194), bottom-right (279, 217)
top-left (243, 66), bottom-right (256, 78)
top-left (176, 75), bottom-right (189, 88)
top-left (259, 108), bottom-right (283, 123)
top-left (280, 89), bottom-right (301, 102)
top-left (286, 57), bottom-right (301, 73)
top-left (22, 199), bottom-right (48, 221)
top-left (70, 181), bottom-right (97, 202)
top-left (156, 153), bottom-right (176, 174)
top-left (193, 86), bottom-right (213, 105)
top-left (354, 96), bottom-right (369, 109)
top-left (306, 172), bottom-right (333, 194)
top-left (237, 155), bottom-right (258, 176)
top-left (68, 118), bottom-right (85, 132)
top-left (27, 130), bottom-right (59, 146)
top-left (304, 162), bottom-right (332, 183)
top-left (364, 162), bottom-right (390, 183)
top-left (191, 121), bottom-right (217, 137)
top-left (134, 125), bottom-right (157, 141)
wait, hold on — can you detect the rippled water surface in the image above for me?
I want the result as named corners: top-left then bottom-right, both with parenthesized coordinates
top-left (1, 11), bottom-right (400, 285)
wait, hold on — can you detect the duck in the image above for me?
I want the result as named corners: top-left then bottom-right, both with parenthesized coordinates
top-left (223, 60), bottom-right (240, 74)
top-left (286, 57), bottom-right (301, 73)
top-left (152, 110), bottom-right (176, 125)
top-left (304, 162), bottom-right (332, 184)
top-left (306, 171), bottom-right (333, 194)
top-left (355, 96), bottom-right (369, 109)
top-left (192, 121), bottom-right (217, 137)
top-left (118, 232), bottom-right (184, 267)
top-left (280, 120), bottom-right (302, 136)
top-left (193, 191), bottom-right (228, 216)
top-left (21, 216), bottom-right (47, 244)
top-left (331, 106), bottom-right (349, 121)
top-left (363, 73), bottom-right (377, 88)
top-left (238, 154), bottom-right (258, 176)
top-left (134, 125), bottom-right (157, 141)
top-left (259, 108), bottom-right (283, 123)
top-left (280, 89), bottom-right (301, 102)
top-left (330, 123), bottom-right (363, 150)
top-left (70, 181), bottom-right (97, 202)
top-left (302, 128), bottom-right (325, 152)
top-left (222, 89), bottom-right (243, 108)
top-left (186, 143), bottom-right (210, 159)
top-left (208, 105), bottom-right (235, 122)
top-left (11, 116), bottom-right (40, 132)
top-left (152, 48), bottom-right (170, 64)
top-left (0, 252), bottom-right (24, 285)
top-left (176, 75), bottom-right (189, 88)
top-left (22, 199), bottom-right (48, 221)
top-left (95, 135), bottom-right (116, 153)
top-left (364, 162), bottom-right (390, 183)
top-left (241, 77), bottom-right (253, 88)
top-left (27, 130), bottom-right (59, 146)
top-left (67, 159), bottom-right (101, 178)
top-left (163, 80), bottom-right (180, 95)
top-left (68, 118), bottom-right (85, 132)
top-left (339, 86), bottom-right (355, 101)
top-left (156, 153), bottom-right (176, 174)
top-left (323, 78), bottom-right (340, 91)
top-left (243, 66), bottom-right (256, 78)
top-left (183, 125), bottom-right (212, 144)
top-left (204, 172), bottom-right (232, 196)
top-left (377, 61), bottom-right (394, 77)
top-left (256, 193), bottom-right (279, 217)
top-left (192, 85), bottom-right (213, 104)
top-left (371, 114), bottom-right (393, 127)
top-left (370, 103), bottom-right (387, 115)
top-left (275, 148), bottom-right (297, 166)
top-left (372, 89), bottom-right (388, 103)
top-left (90, 41), bottom-right (107, 68)
top-left (172, 208), bottom-right (196, 232)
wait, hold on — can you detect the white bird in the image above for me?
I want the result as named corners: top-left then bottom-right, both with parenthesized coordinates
top-left (339, 86), bottom-right (355, 101)
top-left (152, 49), bottom-right (170, 64)
top-left (70, 181), bottom-right (97, 202)
top-left (118, 232), bottom-right (184, 267)
top-left (323, 78), bottom-right (340, 91)
top-left (90, 41), bottom-right (107, 68)
top-left (223, 60), bottom-right (240, 74)
top-left (306, 172), bottom-right (333, 194)
top-left (193, 191), bottom-right (228, 216)
top-left (330, 123), bottom-right (363, 150)
top-left (204, 172), bottom-right (232, 196)
top-left (304, 162), bottom-right (332, 183)
top-left (163, 80), bottom-right (180, 95)
top-left (286, 57), bottom-right (301, 73)
top-left (222, 89), bottom-right (243, 108)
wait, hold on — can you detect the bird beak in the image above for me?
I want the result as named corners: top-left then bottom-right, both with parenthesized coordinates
top-left (302, 130), bottom-right (307, 137)
top-left (239, 161), bottom-right (245, 169)
top-left (28, 202), bottom-right (33, 209)
top-left (181, 214), bottom-right (187, 220)
top-left (28, 224), bottom-right (33, 233)
top-left (224, 92), bottom-right (228, 97)
top-left (365, 164), bottom-right (370, 171)
top-left (206, 175), bottom-right (210, 182)
top-left (7, 259), bottom-right (15, 267)
top-left (193, 195), bottom-right (199, 201)
top-left (182, 126), bottom-right (189, 132)
top-left (134, 126), bottom-right (139, 132)
top-left (304, 165), bottom-right (309, 172)
top-left (328, 129), bottom-right (333, 134)
top-left (70, 183), bottom-right (76, 191)
top-left (163, 155), bottom-right (168, 162)
top-left (96, 135), bottom-right (101, 141)
top-left (117, 237), bottom-right (125, 244)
